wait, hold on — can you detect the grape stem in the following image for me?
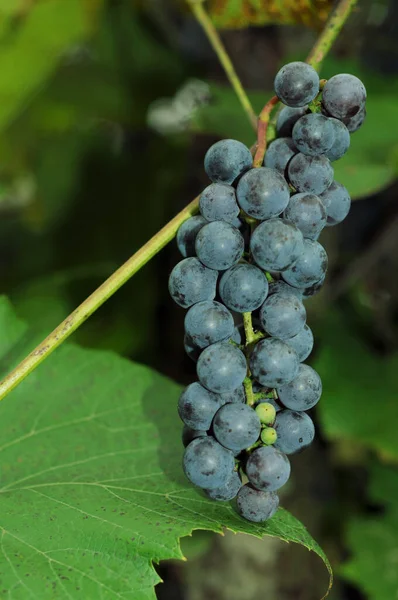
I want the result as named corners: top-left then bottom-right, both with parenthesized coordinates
top-left (252, 95), bottom-right (280, 167)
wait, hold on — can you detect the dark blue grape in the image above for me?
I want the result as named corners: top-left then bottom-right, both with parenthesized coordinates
top-left (250, 218), bottom-right (304, 272)
top-left (285, 324), bottom-right (314, 362)
top-left (302, 276), bottom-right (325, 298)
top-left (219, 264), bottom-right (269, 313)
top-left (264, 138), bottom-right (297, 174)
top-left (277, 364), bottom-right (322, 411)
top-left (213, 403), bottom-right (261, 452)
top-left (320, 181), bottom-right (351, 226)
top-left (343, 106), bottom-right (366, 133)
top-left (183, 436), bottom-right (235, 489)
top-left (204, 139), bottom-right (253, 185)
top-left (267, 280), bottom-right (302, 299)
top-left (182, 425), bottom-right (207, 447)
top-left (282, 239), bottom-right (328, 288)
top-left (178, 382), bottom-right (223, 430)
top-left (326, 118), bottom-right (350, 161)
top-left (168, 257), bottom-right (218, 308)
top-left (236, 167), bottom-right (290, 220)
top-left (231, 325), bottom-right (243, 345)
top-left (274, 62), bottom-right (319, 108)
top-left (184, 333), bottom-right (201, 362)
top-left (274, 410), bottom-right (315, 455)
top-left (199, 183), bottom-right (240, 224)
top-left (250, 338), bottom-right (299, 388)
top-left (322, 74), bottom-right (366, 120)
top-left (246, 445), bottom-right (291, 492)
top-left (276, 105), bottom-right (308, 137)
top-left (288, 153), bottom-right (334, 195)
top-left (259, 292), bottom-right (306, 340)
top-left (185, 301), bottom-right (234, 349)
top-left (195, 221), bottom-right (244, 270)
top-left (236, 485), bottom-right (279, 522)
top-left (217, 385), bottom-right (246, 404)
top-left (284, 192), bottom-right (327, 240)
top-left (206, 470), bottom-right (242, 501)
top-left (177, 216), bottom-right (207, 258)
top-left (292, 114), bottom-right (335, 156)
top-left (197, 342), bottom-right (247, 393)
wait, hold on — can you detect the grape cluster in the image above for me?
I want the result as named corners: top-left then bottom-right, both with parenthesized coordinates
top-left (169, 61), bottom-right (366, 523)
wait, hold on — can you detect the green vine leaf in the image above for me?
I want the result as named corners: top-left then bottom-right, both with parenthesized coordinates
top-left (0, 297), bottom-right (332, 598)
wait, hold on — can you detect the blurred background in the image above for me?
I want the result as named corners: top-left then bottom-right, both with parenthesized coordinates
top-left (1, 0), bottom-right (397, 599)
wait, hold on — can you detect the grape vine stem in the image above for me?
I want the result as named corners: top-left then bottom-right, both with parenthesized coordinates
top-left (0, 0), bottom-right (358, 403)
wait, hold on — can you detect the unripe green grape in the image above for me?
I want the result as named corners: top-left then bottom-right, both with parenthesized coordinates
top-left (261, 427), bottom-right (278, 445)
top-left (255, 403), bottom-right (277, 426)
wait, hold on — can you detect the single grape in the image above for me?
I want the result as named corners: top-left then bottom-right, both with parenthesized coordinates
top-left (274, 62), bottom-right (319, 107)
top-left (319, 181), bottom-right (351, 226)
top-left (326, 118), bottom-right (350, 161)
top-left (177, 215), bottom-right (207, 258)
top-left (250, 338), bottom-right (299, 388)
top-left (255, 402), bottom-right (276, 425)
top-left (260, 292), bottom-right (306, 340)
top-left (267, 280), bottom-right (303, 299)
top-left (178, 382), bottom-right (223, 430)
top-left (283, 192), bottom-right (327, 240)
top-left (217, 385), bottom-right (246, 404)
top-left (195, 221), bottom-right (244, 271)
top-left (250, 218), bottom-right (304, 272)
top-left (274, 410), bottom-right (315, 455)
top-left (261, 427), bottom-right (278, 445)
top-left (276, 105), bottom-right (308, 137)
top-left (183, 436), bottom-right (235, 489)
top-left (182, 425), bottom-right (207, 448)
top-left (302, 275), bottom-right (325, 298)
top-left (342, 106), bottom-right (366, 133)
top-left (277, 364), bottom-right (322, 411)
top-left (285, 324), bottom-right (314, 362)
top-left (197, 342), bottom-right (247, 393)
top-left (184, 301), bottom-right (234, 349)
top-left (199, 183), bottom-right (240, 224)
top-left (236, 167), bottom-right (290, 220)
top-left (213, 403), bottom-right (261, 452)
top-left (204, 139), bottom-right (253, 185)
top-left (292, 114), bottom-right (335, 156)
top-left (282, 239), bottom-right (328, 288)
top-left (246, 445), bottom-right (291, 492)
top-left (184, 333), bottom-right (201, 362)
top-left (264, 138), bottom-right (297, 174)
top-left (322, 74), bottom-right (366, 120)
top-left (288, 153), bottom-right (334, 195)
top-left (168, 257), bottom-right (218, 308)
top-left (236, 485), bottom-right (279, 523)
top-left (219, 264), bottom-right (269, 313)
top-left (206, 470), bottom-right (242, 501)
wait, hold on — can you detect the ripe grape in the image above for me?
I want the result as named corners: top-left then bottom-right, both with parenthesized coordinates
top-left (219, 264), bottom-right (269, 313)
top-left (195, 221), bottom-right (244, 270)
top-left (292, 114), bottom-right (335, 156)
top-left (288, 153), bottom-right (334, 195)
top-left (250, 218), bottom-right (304, 272)
top-left (204, 139), bottom-right (252, 185)
top-left (177, 215), bottom-right (207, 257)
top-left (184, 300), bottom-right (234, 349)
top-left (276, 105), bottom-right (308, 137)
top-left (255, 402), bottom-right (277, 425)
top-left (274, 61), bottom-right (320, 107)
top-left (320, 181), bottom-right (351, 226)
top-left (343, 106), bottom-right (366, 133)
top-left (285, 324), bottom-right (314, 362)
top-left (267, 280), bottom-right (302, 299)
top-left (199, 183), bottom-right (240, 224)
top-left (326, 118), bottom-right (350, 161)
top-left (246, 445), bottom-right (291, 492)
top-left (250, 338), bottom-right (299, 387)
top-left (282, 239), bottom-right (328, 288)
top-left (236, 167), bottom-right (290, 220)
top-left (236, 485), bottom-right (279, 523)
top-left (284, 192), bottom-right (327, 240)
top-left (302, 276), bottom-right (325, 298)
top-left (274, 410), bottom-right (315, 455)
top-left (206, 470), bottom-right (242, 501)
top-left (213, 403), bottom-right (261, 452)
top-left (259, 292), bottom-right (306, 340)
top-left (183, 436), bottom-right (235, 489)
top-left (277, 364), bottom-right (322, 411)
top-left (178, 382), bottom-right (223, 430)
top-left (264, 138), bottom-right (297, 174)
top-left (217, 385), bottom-right (246, 404)
top-left (261, 427), bottom-right (278, 445)
top-left (182, 425), bottom-right (207, 447)
top-left (168, 257), bottom-right (218, 308)
top-left (322, 73), bottom-right (366, 120)
top-left (197, 342), bottom-right (247, 393)
top-left (184, 333), bottom-right (201, 362)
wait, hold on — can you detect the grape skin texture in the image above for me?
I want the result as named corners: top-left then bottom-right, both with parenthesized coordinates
top-left (292, 114), bottom-right (335, 156)
top-left (195, 221), bottom-right (244, 271)
top-left (199, 183), bottom-right (240, 224)
top-left (276, 105), bottom-right (308, 137)
top-left (285, 324), bottom-right (314, 362)
top-left (219, 264), bottom-right (269, 313)
top-left (204, 139), bottom-right (252, 185)
top-left (255, 402), bottom-right (276, 425)
top-left (184, 333), bottom-right (201, 362)
top-left (168, 257), bottom-right (218, 308)
top-left (274, 62), bottom-right (319, 108)
top-left (277, 364), bottom-right (322, 411)
top-left (250, 218), bottom-right (304, 272)
top-left (268, 280), bottom-right (302, 299)
top-left (343, 106), bottom-right (366, 133)
top-left (213, 403), bottom-right (261, 452)
top-left (236, 167), bottom-right (290, 220)
top-left (326, 118), bottom-right (350, 161)
top-left (246, 445), bottom-right (291, 492)
top-left (288, 153), bottom-right (334, 195)
top-left (322, 74), bottom-right (366, 120)
top-left (320, 181), bottom-right (351, 226)
top-left (261, 427), bottom-right (278, 445)
top-left (250, 338), bottom-right (299, 388)
top-left (302, 275), bottom-right (325, 298)
top-left (206, 470), bottom-right (242, 501)
top-left (217, 386), bottom-right (246, 404)
top-left (237, 485), bottom-right (279, 523)
top-left (177, 216), bottom-right (207, 258)
top-left (259, 292), bottom-right (306, 340)
top-left (255, 396), bottom-right (283, 413)
top-left (183, 436), bottom-right (235, 489)
top-left (178, 382), bottom-right (223, 430)
top-left (182, 425), bottom-right (207, 448)
top-left (283, 192), bottom-right (327, 240)
top-left (274, 410), bottom-right (315, 455)
top-left (184, 301), bottom-right (234, 349)
top-left (197, 342), bottom-right (247, 393)
top-left (263, 138), bottom-right (297, 174)
top-left (282, 239), bottom-right (328, 288)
